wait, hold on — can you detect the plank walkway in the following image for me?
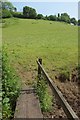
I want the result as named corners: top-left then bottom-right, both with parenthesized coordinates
top-left (14, 86), bottom-right (43, 118)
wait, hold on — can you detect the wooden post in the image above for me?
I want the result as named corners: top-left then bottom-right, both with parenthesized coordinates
top-left (38, 58), bottom-right (42, 79)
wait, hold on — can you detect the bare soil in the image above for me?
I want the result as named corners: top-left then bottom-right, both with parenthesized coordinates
top-left (53, 79), bottom-right (80, 119)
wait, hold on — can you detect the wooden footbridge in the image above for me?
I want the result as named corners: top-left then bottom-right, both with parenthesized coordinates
top-left (14, 58), bottom-right (79, 119)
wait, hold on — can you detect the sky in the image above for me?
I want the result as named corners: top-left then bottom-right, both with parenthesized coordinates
top-left (10, 1), bottom-right (79, 20)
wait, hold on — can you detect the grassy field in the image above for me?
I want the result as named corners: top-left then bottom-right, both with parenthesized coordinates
top-left (2, 18), bottom-right (78, 76)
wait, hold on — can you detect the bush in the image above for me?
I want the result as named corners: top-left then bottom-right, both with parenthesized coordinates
top-left (2, 48), bottom-right (21, 119)
top-left (48, 15), bottom-right (57, 21)
top-left (12, 12), bottom-right (23, 18)
top-left (70, 18), bottom-right (77, 25)
top-left (36, 78), bottom-right (53, 112)
top-left (2, 9), bottom-right (12, 18)
top-left (37, 14), bottom-right (43, 19)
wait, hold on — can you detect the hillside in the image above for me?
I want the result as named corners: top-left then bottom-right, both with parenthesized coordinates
top-left (2, 18), bottom-right (78, 73)
top-left (2, 18), bottom-right (79, 119)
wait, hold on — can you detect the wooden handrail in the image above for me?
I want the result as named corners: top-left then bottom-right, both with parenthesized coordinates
top-left (37, 59), bottom-right (79, 120)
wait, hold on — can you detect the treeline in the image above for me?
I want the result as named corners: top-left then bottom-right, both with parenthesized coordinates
top-left (1, 2), bottom-right (80, 25)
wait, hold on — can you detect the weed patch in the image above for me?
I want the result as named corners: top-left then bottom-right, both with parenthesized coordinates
top-left (36, 78), bottom-right (53, 112)
top-left (2, 48), bottom-right (21, 119)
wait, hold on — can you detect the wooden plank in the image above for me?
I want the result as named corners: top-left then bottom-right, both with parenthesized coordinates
top-left (14, 86), bottom-right (43, 118)
top-left (37, 60), bottom-right (79, 120)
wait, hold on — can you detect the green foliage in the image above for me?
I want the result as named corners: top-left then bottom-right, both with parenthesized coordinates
top-left (37, 14), bottom-right (43, 19)
top-left (48, 15), bottom-right (57, 21)
top-left (70, 18), bottom-right (77, 25)
top-left (61, 13), bottom-right (70, 23)
top-left (78, 19), bottom-right (80, 26)
top-left (1, 2), bottom-right (15, 18)
top-left (36, 79), bottom-right (53, 112)
top-left (3, 98), bottom-right (11, 119)
top-left (12, 12), bottom-right (23, 18)
top-left (2, 48), bottom-right (21, 119)
top-left (2, 2), bottom-right (14, 11)
top-left (23, 6), bottom-right (37, 19)
top-left (2, 9), bottom-right (12, 18)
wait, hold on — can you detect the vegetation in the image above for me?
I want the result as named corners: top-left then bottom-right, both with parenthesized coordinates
top-left (2, 18), bottom-right (78, 76)
top-left (2, 9), bottom-right (12, 18)
top-left (1, 1), bottom-right (15, 18)
top-left (23, 6), bottom-right (37, 19)
top-left (37, 14), bottom-right (43, 19)
top-left (2, 2), bottom-right (14, 11)
top-left (61, 13), bottom-right (70, 23)
top-left (70, 18), bottom-right (77, 25)
top-left (36, 78), bottom-right (53, 112)
top-left (78, 19), bottom-right (80, 26)
top-left (48, 15), bottom-right (57, 21)
top-left (2, 48), bottom-right (21, 119)
top-left (1, 1), bottom-right (78, 118)
top-left (1, 1), bottom-right (78, 25)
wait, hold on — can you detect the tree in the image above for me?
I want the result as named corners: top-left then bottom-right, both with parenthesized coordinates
top-left (78, 19), bottom-right (80, 26)
top-left (48, 15), bottom-right (57, 21)
top-left (2, 2), bottom-right (14, 11)
top-left (57, 13), bottom-right (61, 21)
top-left (70, 18), bottom-right (77, 25)
top-left (37, 14), bottom-right (43, 19)
top-left (45, 15), bottom-right (48, 20)
top-left (1, 1), bottom-right (15, 18)
top-left (29, 8), bottom-right (37, 19)
top-left (23, 6), bottom-right (37, 19)
top-left (61, 13), bottom-right (70, 23)
top-left (14, 7), bottom-right (17, 12)
top-left (58, 13), bottom-right (60, 18)
top-left (0, 1), bottom-right (2, 18)
top-left (2, 9), bottom-right (12, 18)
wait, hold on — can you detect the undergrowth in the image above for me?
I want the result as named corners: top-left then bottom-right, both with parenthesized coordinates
top-left (2, 48), bottom-right (21, 119)
top-left (36, 77), bottom-right (53, 112)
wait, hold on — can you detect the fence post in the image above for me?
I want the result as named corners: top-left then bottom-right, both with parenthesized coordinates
top-left (38, 58), bottom-right (42, 79)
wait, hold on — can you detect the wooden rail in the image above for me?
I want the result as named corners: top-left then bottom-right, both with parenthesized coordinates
top-left (37, 58), bottom-right (79, 120)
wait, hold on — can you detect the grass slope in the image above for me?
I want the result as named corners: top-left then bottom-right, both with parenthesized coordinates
top-left (2, 18), bottom-right (78, 75)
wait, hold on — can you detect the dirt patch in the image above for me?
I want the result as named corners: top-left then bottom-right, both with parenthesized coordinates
top-left (53, 79), bottom-right (80, 118)
top-left (14, 63), bottom-right (37, 86)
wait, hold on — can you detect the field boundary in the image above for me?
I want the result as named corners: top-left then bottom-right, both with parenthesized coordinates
top-left (37, 58), bottom-right (79, 120)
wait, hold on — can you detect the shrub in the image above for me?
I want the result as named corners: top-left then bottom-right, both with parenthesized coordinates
top-left (2, 9), bottom-right (12, 18)
top-left (36, 78), bottom-right (53, 112)
top-left (12, 12), bottom-right (23, 18)
top-left (2, 48), bottom-right (21, 119)
top-left (37, 14), bottom-right (43, 19)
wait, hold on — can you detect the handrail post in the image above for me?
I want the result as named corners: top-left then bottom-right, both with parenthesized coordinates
top-left (38, 58), bottom-right (42, 79)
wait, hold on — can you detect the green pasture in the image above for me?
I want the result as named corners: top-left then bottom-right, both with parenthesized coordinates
top-left (2, 18), bottom-right (78, 75)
